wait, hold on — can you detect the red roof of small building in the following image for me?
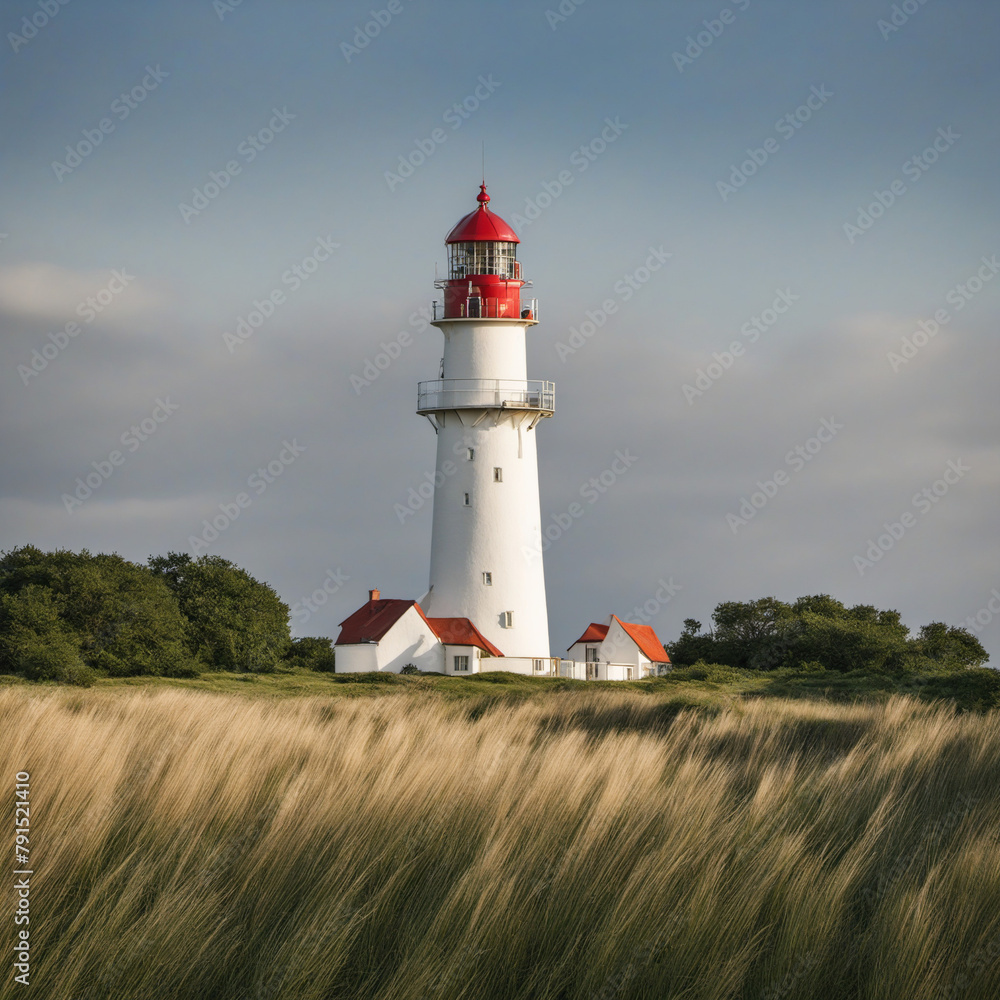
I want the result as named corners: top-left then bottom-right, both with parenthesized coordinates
top-left (566, 619), bottom-right (670, 663)
top-left (445, 184), bottom-right (520, 244)
top-left (568, 623), bottom-right (609, 649)
top-left (613, 617), bottom-right (671, 664)
top-left (335, 598), bottom-right (428, 645)
top-left (335, 599), bottom-right (505, 657)
top-left (426, 618), bottom-right (504, 657)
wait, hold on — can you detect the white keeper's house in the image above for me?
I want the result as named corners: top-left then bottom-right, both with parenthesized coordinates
top-left (335, 184), bottom-right (670, 680)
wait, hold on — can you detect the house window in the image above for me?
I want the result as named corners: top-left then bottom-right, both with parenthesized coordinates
top-left (466, 448), bottom-right (474, 461)
top-left (585, 647), bottom-right (599, 662)
top-left (463, 492), bottom-right (471, 506)
top-left (453, 655), bottom-right (469, 672)
top-left (500, 611), bottom-right (513, 628)
top-left (533, 658), bottom-right (545, 672)
top-left (493, 467), bottom-right (503, 483)
top-left (483, 572), bottom-right (492, 586)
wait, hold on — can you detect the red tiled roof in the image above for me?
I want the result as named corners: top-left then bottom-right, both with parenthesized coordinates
top-left (613, 617), bottom-right (671, 664)
top-left (568, 623), bottom-right (609, 650)
top-left (335, 599), bottom-right (427, 645)
top-left (427, 618), bottom-right (504, 657)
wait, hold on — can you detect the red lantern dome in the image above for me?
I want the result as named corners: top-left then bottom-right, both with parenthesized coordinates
top-left (437, 185), bottom-right (532, 321)
top-left (445, 184), bottom-right (520, 244)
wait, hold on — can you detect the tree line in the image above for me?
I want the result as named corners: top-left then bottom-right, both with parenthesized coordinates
top-left (666, 595), bottom-right (987, 673)
top-left (0, 546), bottom-right (333, 685)
top-left (0, 547), bottom-right (990, 686)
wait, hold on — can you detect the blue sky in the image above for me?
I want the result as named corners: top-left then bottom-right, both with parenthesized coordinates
top-left (2, 0), bottom-right (998, 661)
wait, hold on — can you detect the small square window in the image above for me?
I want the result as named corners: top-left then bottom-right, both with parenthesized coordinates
top-left (454, 655), bottom-right (469, 672)
top-left (466, 448), bottom-right (474, 461)
top-left (533, 658), bottom-right (545, 672)
top-left (463, 492), bottom-right (471, 506)
top-left (483, 572), bottom-right (492, 586)
top-left (493, 467), bottom-right (503, 483)
top-left (501, 611), bottom-right (513, 628)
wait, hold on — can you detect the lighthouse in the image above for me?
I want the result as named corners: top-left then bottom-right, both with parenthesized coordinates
top-left (418, 184), bottom-right (553, 660)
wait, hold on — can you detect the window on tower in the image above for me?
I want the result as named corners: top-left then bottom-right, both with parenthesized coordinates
top-left (463, 492), bottom-right (471, 506)
top-left (466, 448), bottom-right (474, 461)
top-left (493, 467), bottom-right (502, 482)
top-left (500, 611), bottom-right (513, 628)
top-left (483, 572), bottom-right (492, 586)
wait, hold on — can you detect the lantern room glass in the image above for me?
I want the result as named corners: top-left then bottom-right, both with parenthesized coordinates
top-left (448, 241), bottom-right (518, 279)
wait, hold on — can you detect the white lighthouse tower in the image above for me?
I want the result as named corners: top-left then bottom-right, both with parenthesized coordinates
top-left (418, 184), bottom-right (553, 660)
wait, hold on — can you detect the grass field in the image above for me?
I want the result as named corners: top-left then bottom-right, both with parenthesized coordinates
top-left (2, 681), bottom-right (999, 999)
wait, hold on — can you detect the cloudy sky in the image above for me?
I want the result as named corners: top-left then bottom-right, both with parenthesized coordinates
top-left (2, 0), bottom-right (998, 662)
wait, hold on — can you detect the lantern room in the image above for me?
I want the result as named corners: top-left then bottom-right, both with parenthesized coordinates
top-left (435, 184), bottom-right (537, 321)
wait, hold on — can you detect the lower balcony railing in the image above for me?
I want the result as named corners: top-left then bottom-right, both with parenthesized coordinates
top-left (431, 297), bottom-right (538, 321)
top-left (417, 379), bottom-right (555, 414)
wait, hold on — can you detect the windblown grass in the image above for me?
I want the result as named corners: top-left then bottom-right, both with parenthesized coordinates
top-left (1, 687), bottom-right (998, 999)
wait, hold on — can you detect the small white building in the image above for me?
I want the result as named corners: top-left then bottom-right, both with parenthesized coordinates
top-left (335, 589), bottom-right (550, 675)
top-left (562, 616), bottom-right (671, 681)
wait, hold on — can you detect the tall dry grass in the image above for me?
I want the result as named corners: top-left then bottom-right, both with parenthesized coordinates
top-left (1, 687), bottom-right (999, 1000)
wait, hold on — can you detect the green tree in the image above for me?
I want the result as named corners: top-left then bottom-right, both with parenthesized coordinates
top-left (0, 585), bottom-right (91, 684)
top-left (283, 636), bottom-right (336, 672)
top-left (666, 619), bottom-right (723, 668)
top-left (911, 622), bottom-right (987, 669)
top-left (667, 593), bottom-right (989, 674)
top-left (710, 597), bottom-right (796, 669)
top-left (148, 553), bottom-right (291, 671)
top-left (0, 546), bottom-right (195, 677)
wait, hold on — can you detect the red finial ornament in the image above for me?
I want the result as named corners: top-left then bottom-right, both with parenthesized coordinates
top-left (477, 183), bottom-right (490, 206)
